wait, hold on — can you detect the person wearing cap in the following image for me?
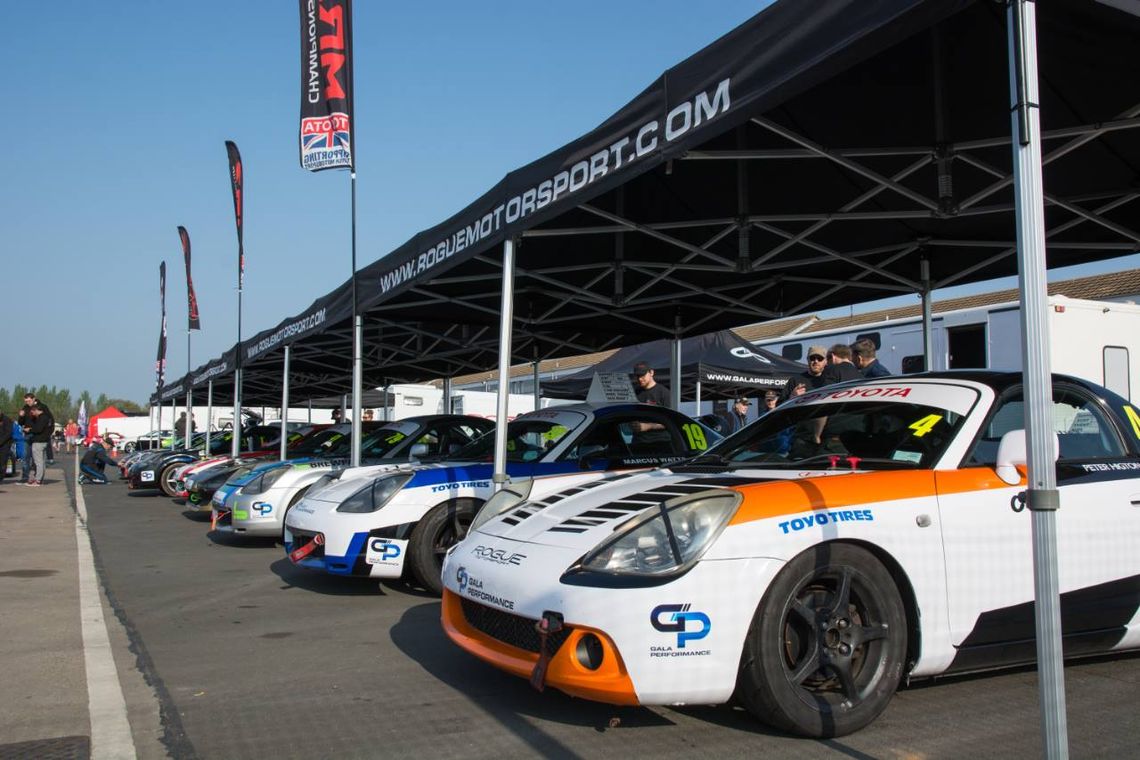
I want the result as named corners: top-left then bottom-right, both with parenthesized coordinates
top-left (79, 436), bottom-right (119, 484)
top-left (781, 344), bottom-right (831, 401)
top-left (631, 361), bottom-right (671, 407)
top-left (723, 397), bottom-right (751, 433)
top-left (761, 389), bottom-right (780, 414)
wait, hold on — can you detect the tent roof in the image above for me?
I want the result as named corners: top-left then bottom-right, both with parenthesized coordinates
top-left (542, 329), bottom-right (805, 400)
top-left (160, 0), bottom-right (1140, 406)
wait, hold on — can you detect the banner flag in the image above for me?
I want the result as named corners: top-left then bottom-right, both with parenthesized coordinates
top-left (225, 140), bottom-right (245, 288)
top-left (178, 226), bottom-right (201, 330)
top-left (156, 262), bottom-right (168, 394)
top-left (77, 400), bottom-right (88, 440)
top-left (299, 0), bottom-right (354, 171)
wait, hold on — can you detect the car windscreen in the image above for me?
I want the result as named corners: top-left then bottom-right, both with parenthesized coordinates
top-left (448, 413), bottom-right (586, 463)
top-left (688, 399), bottom-right (968, 470)
top-left (360, 420), bottom-right (423, 458)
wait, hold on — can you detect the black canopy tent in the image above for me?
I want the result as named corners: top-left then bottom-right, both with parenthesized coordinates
top-left (163, 0), bottom-right (1139, 408)
top-left (541, 329), bottom-right (806, 401)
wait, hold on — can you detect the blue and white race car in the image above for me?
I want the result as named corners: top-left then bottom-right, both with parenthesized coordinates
top-left (284, 403), bottom-right (720, 593)
top-left (211, 416), bottom-right (494, 538)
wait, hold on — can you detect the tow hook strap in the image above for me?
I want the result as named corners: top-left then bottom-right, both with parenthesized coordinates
top-left (529, 612), bottom-right (564, 692)
top-left (288, 533), bottom-right (324, 563)
top-left (210, 509), bottom-right (229, 531)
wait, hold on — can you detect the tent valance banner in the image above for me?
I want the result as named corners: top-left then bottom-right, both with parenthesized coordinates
top-left (542, 330), bottom-right (806, 401)
top-left (155, 261), bottom-right (167, 395)
top-left (299, 0), bottom-right (354, 171)
top-left (178, 225), bottom-right (200, 330)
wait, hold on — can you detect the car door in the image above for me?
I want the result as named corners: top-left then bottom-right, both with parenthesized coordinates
top-left (938, 382), bottom-right (1139, 667)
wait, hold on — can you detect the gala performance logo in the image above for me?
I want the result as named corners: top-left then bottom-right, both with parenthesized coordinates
top-left (299, 0), bottom-right (354, 171)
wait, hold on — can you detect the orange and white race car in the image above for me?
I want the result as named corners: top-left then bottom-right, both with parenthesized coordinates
top-left (443, 372), bottom-right (1140, 737)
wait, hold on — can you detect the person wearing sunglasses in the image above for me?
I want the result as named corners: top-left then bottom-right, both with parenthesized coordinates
top-left (781, 344), bottom-right (831, 401)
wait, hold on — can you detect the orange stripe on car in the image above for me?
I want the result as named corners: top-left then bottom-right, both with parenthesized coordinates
top-left (727, 467), bottom-right (1024, 526)
top-left (441, 589), bottom-right (640, 705)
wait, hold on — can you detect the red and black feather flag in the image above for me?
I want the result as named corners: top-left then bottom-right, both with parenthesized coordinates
top-left (178, 226), bottom-right (200, 330)
top-left (225, 140), bottom-right (245, 288)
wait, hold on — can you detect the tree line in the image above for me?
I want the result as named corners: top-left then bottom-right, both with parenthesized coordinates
top-left (1, 385), bottom-right (144, 423)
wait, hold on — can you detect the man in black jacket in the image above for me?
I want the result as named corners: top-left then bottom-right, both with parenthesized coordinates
top-left (24, 403), bottom-right (54, 487)
top-left (79, 437), bottom-right (119, 484)
top-left (0, 412), bottom-right (12, 483)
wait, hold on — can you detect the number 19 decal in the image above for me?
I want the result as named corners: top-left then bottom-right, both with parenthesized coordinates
top-left (682, 423), bottom-right (709, 450)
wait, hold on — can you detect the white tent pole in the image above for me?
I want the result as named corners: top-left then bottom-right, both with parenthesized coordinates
top-left (442, 377), bottom-right (452, 414)
top-left (492, 238), bottom-right (517, 493)
top-left (670, 315), bottom-right (682, 409)
top-left (532, 361), bottom-right (540, 411)
top-left (1008, 2), bottom-right (1068, 757)
top-left (280, 345), bottom-right (290, 462)
top-left (352, 315), bottom-right (363, 467)
top-left (921, 256), bottom-right (933, 371)
top-left (205, 380), bottom-right (213, 455)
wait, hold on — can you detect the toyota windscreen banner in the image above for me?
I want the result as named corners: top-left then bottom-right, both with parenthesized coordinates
top-left (299, 0), bottom-right (354, 171)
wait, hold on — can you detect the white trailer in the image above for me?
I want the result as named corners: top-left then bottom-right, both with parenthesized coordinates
top-left (754, 295), bottom-right (1140, 401)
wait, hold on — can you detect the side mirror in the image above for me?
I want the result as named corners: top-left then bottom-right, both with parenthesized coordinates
top-left (995, 429), bottom-right (1059, 485)
top-left (409, 443), bottom-right (430, 459)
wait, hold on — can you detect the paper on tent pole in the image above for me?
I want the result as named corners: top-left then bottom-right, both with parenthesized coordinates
top-left (586, 372), bottom-right (639, 403)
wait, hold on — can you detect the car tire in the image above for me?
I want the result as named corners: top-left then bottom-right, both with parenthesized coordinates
top-left (408, 498), bottom-right (480, 595)
top-left (159, 462), bottom-right (184, 498)
top-left (736, 542), bottom-right (907, 738)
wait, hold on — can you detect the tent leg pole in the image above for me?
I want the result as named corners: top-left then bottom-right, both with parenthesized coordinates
top-left (669, 337), bottom-right (682, 410)
top-left (205, 381), bottom-right (213, 455)
top-left (695, 380), bottom-right (702, 416)
top-left (352, 315), bottom-right (362, 467)
top-left (921, 256), bottom-right (933, 371)
top-left (280, 345), bottom-right (291, 462)
top-left (1008, 2), bottom-right (1068, 757)
top-left (532, 361), bottom-right (540, 411)
top-left (442, 377), bottom-right (452, 414)
top-left (493, 238), bottom-right (517, 493)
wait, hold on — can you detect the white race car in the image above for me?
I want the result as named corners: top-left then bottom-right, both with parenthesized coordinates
top-left (212, 415), bottom-right (494, 538)
top-left (442, 372), bottom-right (1140, 737)
top-left (285, 402), bottom-right (720, 593)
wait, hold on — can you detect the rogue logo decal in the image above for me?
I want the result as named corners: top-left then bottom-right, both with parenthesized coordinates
top-left (650, 603), bottom-right (711, 650)
top-left (472, 545), bottom-right (526, 566)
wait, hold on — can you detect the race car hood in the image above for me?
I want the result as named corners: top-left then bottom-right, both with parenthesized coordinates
top-left (471, 466), bottom-right (843, 551)
top-left (301, 460), bottom-right (483, 506)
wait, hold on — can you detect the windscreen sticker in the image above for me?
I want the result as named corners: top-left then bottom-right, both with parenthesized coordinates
top-left (681, 423), bottom-right (709, 450)
top-left (1123, 405), bottom-right (1140, 440)
top-left (908, 414), bottom-right (943, 438)
top-left (788, 383), bottom-right (979, 416)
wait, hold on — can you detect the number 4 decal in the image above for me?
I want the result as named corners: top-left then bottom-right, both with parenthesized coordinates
top-left (909, 414), bottom-right (943, 438)
top-left (1123, 405), bottom-right (1140, 440)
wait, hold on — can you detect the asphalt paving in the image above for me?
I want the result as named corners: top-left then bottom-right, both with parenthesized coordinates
top-left (3, 458), bottom-right (1138, 759)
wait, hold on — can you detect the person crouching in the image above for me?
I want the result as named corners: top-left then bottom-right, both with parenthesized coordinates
top-left (79, 437), bottom-right (118, 484)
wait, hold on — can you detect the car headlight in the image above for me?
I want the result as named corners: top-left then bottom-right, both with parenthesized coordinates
top-left (568, 491), bottom-right (741, 579)
top-left (240, 466), bottom-right (290, 495)
top-left (336, 472), bottom-right (413, 513)
top-left (469, 479), bottom-right (534, 533)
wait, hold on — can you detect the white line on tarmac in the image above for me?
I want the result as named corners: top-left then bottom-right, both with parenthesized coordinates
top-left (75, 468), bottom-right (138, 759)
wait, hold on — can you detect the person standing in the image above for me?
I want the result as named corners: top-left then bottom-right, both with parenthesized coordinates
top-left (782, 345), bottom-right (831, 401)
top-left (0, 412), bottom-right (12, 483)
top-left (25, 403), bottom-right (54, 486)
top-left (851, 338), bottom-right (892, 378)
top-left (822, 343), bottom-right (863, 384)
top-left (11, 413), bottom-right (27, 482)
top-left (64, 418), bottom-right (80, 453)
top-left (631, 361), bottom-right (671, 407)
top-left (760, 389), bottom-right (780, 414)
top-left (723, 397), bottom-right (751, 433)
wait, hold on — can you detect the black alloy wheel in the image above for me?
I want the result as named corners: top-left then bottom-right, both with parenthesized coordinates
top-left (408, 499), bottom-right (479, 595)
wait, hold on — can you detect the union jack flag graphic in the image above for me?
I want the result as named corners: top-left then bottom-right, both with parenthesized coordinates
top-left (301, 112), bottom-right (352, 170)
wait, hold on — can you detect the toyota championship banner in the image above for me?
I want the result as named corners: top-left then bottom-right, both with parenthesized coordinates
top-left (178, 226), bottom-right (201, 330)
top-left (156, 261), bottom-right (167, 394)
top-left (299, 0), bottom-right (354, 171)
top-left (225, 140), bottom-right (245, 288)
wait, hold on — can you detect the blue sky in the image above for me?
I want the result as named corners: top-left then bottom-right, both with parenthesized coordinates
top-left (6, 2), bottom-right (1138, 405)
